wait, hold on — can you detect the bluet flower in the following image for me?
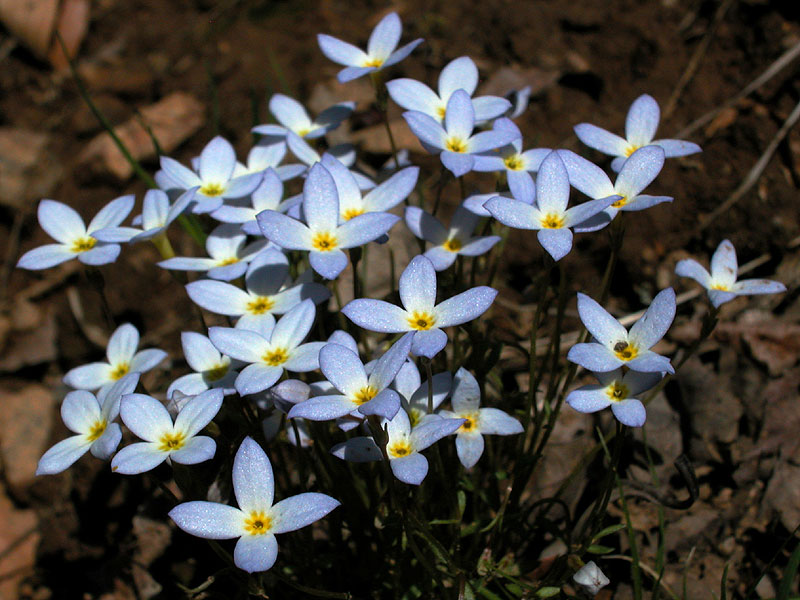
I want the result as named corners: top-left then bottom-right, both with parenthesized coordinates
top-left (93, 188), bottom-right (195, 244)
top-left (342, 255), bottom-right (497, 358)
top-left (566, 368), bottom-right (662, 427)
top-left (36, 373), bottom-right (139, 475)
top-left (17, 196), bottom-right (134, 270)
top-left (253, 94), bottom-right (355, 140)
top-left (567, 288), bottom-right (676, 374)
top-left (439, 368), bottom-right (522, 468)
top-left (575, 94), bottom-right (701, 171)
top-left (675, 239), bottom-right (787, 307)
top-left (574, 561), bottom-right (611, 595)
top-left (63, 323), bottom-right (167, 393)
top-left (318, 12), bottom-right (423, 83)
top-left (169, 437), bottom-right (339, 572)
top-left (167, 332), bottom-right (239, 399)
top-left (111, 388), bottom-right (223, 474)
top-left (232, 137), bottom-right (305, 182)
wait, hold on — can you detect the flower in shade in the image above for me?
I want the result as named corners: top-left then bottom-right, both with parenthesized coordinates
top-left (158, 136), bottom-right (264, 213)
top-left (405, 204), bottom-right (500, 271)
top-left (566, 368), bottom-right (662, 427)
top-left (342, 255), bottom-right (497, 358)
top-left (158, 223), bottom-right (268, 281)
top-left (573, 561), bottom-right (611, 596)
top-left (232, 137), bottom-right (305, 182)
top-left (387, 56), bottom-right (510, 124)
top-left (111, 388), bottom-right (223, 474)
top-left (392, 359), bottom-right (451, 428)
top-left (253, 94), bottom-right (355, 140)
top-left (557, 146), bottom-right (670, 230)
top-left (208, 299), bottom-right (325, 396)
top-left (185, 248), bottom-right (330, 330)
top-left (439, 368), bottom-right (522, 468)
top-left (169, 437), bottom-right (339, 572)
top-left (675, 239), bottom-right (787, 308)
top-left (318, 12), bottom-right (423, 83)
top-left (472, 118), bottom-right (551, 201)
top-left (484, 151), bottom-right (617, 261)
top-left (93, 189), bottom-right (196, 244)
top-left (284, 133), bottom-right (359, 172)
top-left (36, 373), bottom-right (139, 475)
top-left (403, 89), bottom-right (520, 177)
top-left (331, 409), bottom-right (464, 485)
top-left (17, 196), bottom-right (134, 270)
top-left (167, 332), bottom-right (239, 399)
top-left (567, 288), bottom-right (676, 374)
top-left (256, 163), bottom-right (400, 280)
top-left (63, 323), bottom-right (167, 393)
top-left (575, 94), bottom-right (701, 172)
top-left (287, 333), bottom-right (412, 422)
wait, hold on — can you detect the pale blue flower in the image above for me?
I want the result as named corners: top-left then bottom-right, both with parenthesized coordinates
top-left (557, 146), bottom-right (670, 230)
top-left (318, 12), bottom-right (423, 83)
top-left (208, 299), bottom-right (325, 396)
top-left (169, 437), bottom-right (339, 572)
top-left (158, 223), bottom-right (268, 281)
top-left (404, 204), bottom-right (500, 271)
top-left (185, 248), bottom-right (329, 330)
top-left (232, 137), bottom-right (305, 182)
top-left (36, 373), bottom-right (139, 475)
top-left (392, 359), bottom-right (451, 428)
top-left (342, 255), bottom-right (497, 358)
top-left (93, 188), bottom-right (195, 244)
top-left (256, 163), bottom-right (400, 280)
top-left (575, 94), bottom-right (701, 172)
top-left (287, 333), bottom-right (412, 422)
top-left (503, 85), bottom-right (532, 120)
top-left (387, 56), bottom-right (510, 124)
top-left (402, 89), bottom-right (520, 177)
top-left (159, 136), bottom-right (264, 213)
top-left (167, 332), bottom-right (239, 399)
top-left (285, 132), bottom-right (358, 170)
top-left (483, 151), bottom-right (617, 261)
top-left (253, 94), bottom-right (355, 140)
top-left (111, 388), bottom-right (223, 474)
top-left (567, 288), bottom-right (676, 374)
top-left (63, 323), bottom-right (167, 393)
top-left (331, 409), bottom-right (464, 485)
top-left (17, 196), bottom-right (134, 270)
top-left (439, 368), bottom-right (522, 468)
top-left (566, 368), bottom-right (661, 427)
top-left (676, 239), bottom-right (787, 308)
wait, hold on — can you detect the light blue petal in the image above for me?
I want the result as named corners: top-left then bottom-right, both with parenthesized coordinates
top-left (614, 146), bottom-right (664, 199)
top-left (159, 156), bottom-right (202, 189)
top-left (537, 228), bottom-right (573, 261)
top-left (363, 166), bottom-right (419, 212)
top-left (174, 389), bottom-right (224, 437)
top-left (367, 12), bottom-right (401, 59)
top-left (709, 289), bottom-right (737, 308)
top-left (628, 288), bottom-right (675, 350)
top-left (710, 239), bottom-right (738, 282)
top-left (331, 437), bottom-right (382, 462)
top-left (450, 367), bottom-right (480, 413)
top-left (369, 333), bottom-right (413, 390)
top-left (439, 56), bottom-right (478, 98)
top-left (17, 244), bottom-right (75, 270)
top-left (170, 436), bottom-right (217, 465)
top-left (304, 163), bottom-right (340, 231)
top-left (404, 206), bottom-right (448, 244)
top-left (400, 255), bottom-right (437, 312)
top-left (317, 33), bottom-right (368, 66)
top-left (478, 408), bottom-right (522, 435)
top-left (342, 299), bottom-right (410, 333)
top-left (337, 66), bottom-right (375, 83)
top-left (403, 110), bottom-right (446, 150)
top-left (87, 195), bottom-right (135, 232)
top-left (359, 388), bottom-right (401, 420)
top-left (468, 129), bottom-right (519, 153)
top-left (424, 246), bottom-right (457, 271)
top-left (622, 195), bottom-right (672, 211)
top-left (390, 453), bottom-right (428, 485)
top-left (626, 351), bottom-right (674, 374)
top-left (289, 395), bottom-right (354, 421)
top-left (384, 39), bottom-right (423, 67)
top-left (320, 343), bottom-right (368, 397)
top-left (336, 212), bottom-right (400, 248)
top-left (234, 533), bottom-right (278, 573)
top-left (574, 123), bottom-right (628, 157)
top-left (269, 94), bottom-right (310, 131)
top-left (111, 442), bottom-right (166, 474)
top-left (36, 435), bottom-right (91, 475)
top-left (472, 96), bottom-right (512, 122)
top-left (309, 248), bottom-right (348, 280)
top-left (120, 393), bottom-right (172, 442)
top-left (271, 299), bottom-right (315, 349)
top-left (225, 172), bottom-right (264, 199)
top-left (625, 94), bottom-right (660, 147)
top-left (410, 417), bottom-right (464, 451)
top-left (535, 151), bottom-right (570, 213)
top-left (455, 433), bottom-right (484, 469)
top-left (652, 139), bottom-right (702, 158)
top-left (567, 343), bottom-right (621, 372)
top-left (236, 364), bottom-right (283, 396)
top-left (233, 436), bottom-right (274, 512)
top-left (271, 492), bottom-right (340, 534)
top-left (89, 423), bottom-right (122, 460)
top-left (256, 210), bottom-right (312, 250)
top-left (732, 279), bottom-right (786, 296)
top-left (507, 170), bottom-right (535, 204)
top-left (199, 136), bottom-right (236, 184)
top-left (576, 293), bottom-right (627, 347)
top-left (411, 329), bottom-right (448, 359)
top-left (208, 326), bottom-right (268, 363)
top-left (441, 151), bottom-right (473, 177)
top-left (458, 236), bottom-right (500, 257)
top-left (566, 386), bottom-right (611, 414)
top-left (38, 199), bottom-right (85, 243)
top-left (556, 149), bottom-right (614, 199)
top-left (484, 196), bottom-right (539, 230)
top-left (434, 286), bottom-right (497, 327)
top-left (169, 501), bottom-right (244, 539)
top-left (77, 244), bottom-right (121, 266)
top-left (611, 398), bottom-right (646, 427)
top-left (445, 89), bottom-right (474, 140)
top-left (387, 79), bottom-right (441, 115)
top-left (283, 341), bottom-right (325, 372)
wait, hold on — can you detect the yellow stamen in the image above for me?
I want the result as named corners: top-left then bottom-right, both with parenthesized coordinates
top-left (342, 207), bottom-right (365, 221)
top-left (247, 296), bottom-right (275, 314)
top-left (458, 413), bottom-right (479, 433)
top-left (86, 420), bottom-right (107, 442)
top-left (388, 440), bottom-right (412, 458)
top-left (296, 127), bottom-right (310, 137)
top-left (445, 138), bottom-right (467, 153)
top-left (110, 363), bottom-right (130, 380)
top-left (205, 362), bottom-right (229, 382)
top-left (613, 340), bottom-right (639, 362)
top-left (408, 408), bottom-right (422, 428)
top-left (263, 347), bottom-right (289, 366)
top-left (363, 58), bottom-right (384, 68)
top-left (311, 231), bottom-right (338, 252)
top-left (606, 381), bottom-right (630, 402)
top-left (436, 106), bottom-right (446, 120)
top-left (157, 431), bottom-right (187, 452)
top-left (244, 511), bottom-right (272, 535)
top-left (611, 196), bottom-right (627, 208)
top-left (218, 257), bottom-right (239, 266)
top-left (503, 155), bottom-right (524, 171)
top-left (624, 145), bottom-right (638, 157)
top-left (540, 213), bottom-right (565, 229)
top-left (443, 238), bottom-right (462, 252)
top-left (200, 183), bottom-right (225, 197)
top-left (710, 283), bottom-right (730, 291)
top-left (71, 237), bottom-right (97, 253)
top-left (352, 385), bottom-right (378, 406)
top-left (407, 311), bottom-right (436, 331)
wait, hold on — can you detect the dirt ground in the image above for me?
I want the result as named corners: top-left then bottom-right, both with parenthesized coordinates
top-left (1, 0), bottom-right (799, 598)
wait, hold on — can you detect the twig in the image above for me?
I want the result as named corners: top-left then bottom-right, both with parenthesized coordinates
top-left (696, 97), bottom-right (800, 233)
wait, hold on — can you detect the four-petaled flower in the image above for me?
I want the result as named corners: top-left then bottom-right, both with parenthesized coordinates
top-left (567, 288), bottom-right (677, 374)
top-left (253, 94), bottom-right (355, 140)
top-left (93, 188), bottom-right (196, 244)
top-left (574, 94), bottom-right (701, 172)
top-left (566, 368), bottom-right (662, 427)
top-left (167, 332), bottom-right (238, 399)
top-left (675, 239), bottom-right (787, 307)
top-left (342, 255), bottom-right (497, 358)
top-left (169, 437), bottom-right (339, 572)
top-left (318, 12), bottom-right (423, 83)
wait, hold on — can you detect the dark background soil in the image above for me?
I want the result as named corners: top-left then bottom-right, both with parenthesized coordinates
top-left (1, 0), bottom-right (799, 598)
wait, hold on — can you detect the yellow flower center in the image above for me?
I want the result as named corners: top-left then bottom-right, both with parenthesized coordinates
top-left (200, 183), bottom-right (225, 197)
top-left (247, 296), bottom-right (275, 314)
top-left (613, 341), bottom-right (639, 362)
top-left (624, 145), bottom-right (638, 157)
top-left (503, 155), bottom-right (524, 171)
top-left (458, 413), bottom-right (479, 433)
top-left (540, 213), bottom-right (565, 229)
top-left (443, 238), bottom-right (462, 252)
top-left (71, 237), bottom-right (97, 253)
top-left (606, 381), bottom-right (630, 402)
top-left (110, 363), bottom-right (130, 380)
top-left (408, 408), bottom-right (422, 428)
top-left (445, 138), bottom-right (467, 153)
top-left (244, 511), bottom-right (272, 536)
top-left (296, 127), bottom-right (310, 137)
top-left (157, 431), bottom-right (187, 452)
top-left (342, 207), bottom-right (365, 221)
top-left (86, 420), bottom-right (107, 442)
top-left (436, 106), bottom-right (447, 120)
top-left (262, 347), bottom-right (289, 366)
top-left (363, 58), bottom-right (384, 68)
top-left (407, 311), bottom-right (436, 331)
top-left (311, 231), bottom-right (338, 252)
top-left (710, 283), bottom-right (730, 291)
top-left (205, 362), bottom-right (229, 382)
top-left (611, 196), bottom-right (627, 208)
top-left (218, 257), bottom-right (240, 266)
top-left (388, 440), bottom-right (412, 458)
top-left (352, 385), bottom-right (378, 406)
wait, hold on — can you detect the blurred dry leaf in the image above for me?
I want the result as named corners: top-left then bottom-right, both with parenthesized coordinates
top-left (704, 106), bottom-right (738, 137)
top-left (0, 127), bottom-right (62, 209)
top-left (351, 119), bottom-right (421, 154)
top-left (480, 66), bottom-right (561, 99)
top-left (0, 484), bottom-right (40, 600)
